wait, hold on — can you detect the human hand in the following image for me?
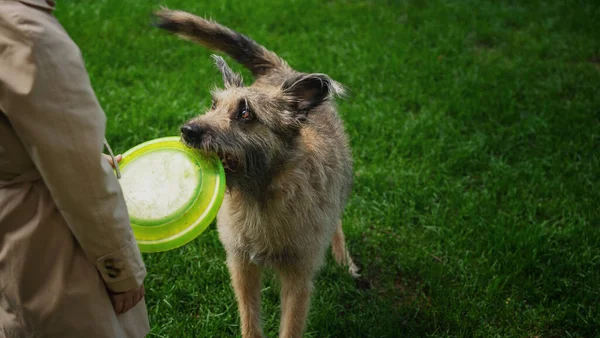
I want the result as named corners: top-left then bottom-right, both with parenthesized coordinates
top-left (108, 284), bottom-right (145, 315)
top-left (103, 153), bottom-right (123, 169)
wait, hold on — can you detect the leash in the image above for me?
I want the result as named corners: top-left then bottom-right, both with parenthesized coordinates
top-left (103, 138), bottom-right (121, 179)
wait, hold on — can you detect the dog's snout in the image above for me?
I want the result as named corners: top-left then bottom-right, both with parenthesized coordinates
top-left (181, 124), bottom-right (204, 141)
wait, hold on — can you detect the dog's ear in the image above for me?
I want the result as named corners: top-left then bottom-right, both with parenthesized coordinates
top-left (282, 74), bottom-right (345, 113)
top-left (212, 55), bottom-right (244, 88)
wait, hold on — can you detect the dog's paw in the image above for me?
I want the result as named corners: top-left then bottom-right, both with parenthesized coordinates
top-left (348, 262), bottom-right (361, 279)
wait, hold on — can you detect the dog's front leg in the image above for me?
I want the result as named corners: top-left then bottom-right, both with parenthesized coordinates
top-left (227, 255), bottom-right (263, 338)
top-left (278, 266), bottom-right (314, 338)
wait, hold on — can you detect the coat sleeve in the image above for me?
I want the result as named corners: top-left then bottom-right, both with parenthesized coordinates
top-left (0, 6), bottom-right (145, 293)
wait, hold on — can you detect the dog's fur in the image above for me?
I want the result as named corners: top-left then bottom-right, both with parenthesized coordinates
top-left (154, 8), bottom-right (359, 338)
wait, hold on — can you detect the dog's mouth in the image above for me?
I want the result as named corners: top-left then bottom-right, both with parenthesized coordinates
top-left (180, 134), bottom-right (240, 173)
top-left (217, 151), bottom-right (239, 173)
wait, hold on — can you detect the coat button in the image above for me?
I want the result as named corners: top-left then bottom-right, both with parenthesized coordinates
top-left (104, 258), bottom-right (121, 278)
top-left (107, 270), bottom-right (120, 278)
top-left (104, 258), bottom-right (115, 269)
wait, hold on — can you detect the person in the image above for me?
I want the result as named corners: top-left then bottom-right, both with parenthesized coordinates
top-left (0, 0), bottom-right (150, 337)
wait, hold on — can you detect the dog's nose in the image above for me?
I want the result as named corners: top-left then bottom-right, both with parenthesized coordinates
top-left (180, 124), bottom-right (204, 142)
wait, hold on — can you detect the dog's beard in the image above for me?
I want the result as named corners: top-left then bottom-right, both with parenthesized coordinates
top-left (218, 144), bottom-right (275, 196)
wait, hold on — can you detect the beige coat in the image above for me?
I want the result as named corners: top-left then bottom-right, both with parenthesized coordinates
top-left (0, 1), bottom-right (150, 337)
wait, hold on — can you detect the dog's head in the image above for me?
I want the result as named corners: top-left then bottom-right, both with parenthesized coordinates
top-left (180, 55), bottom-right (343, 192)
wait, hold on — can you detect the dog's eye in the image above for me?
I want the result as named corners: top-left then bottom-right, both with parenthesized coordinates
top-left (238, 109), bottom-right (253, 121)
top-left (211, 100), bottom-right (217, 110)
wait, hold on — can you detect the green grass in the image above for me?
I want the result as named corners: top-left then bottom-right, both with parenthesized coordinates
top-left (56, 0), bottom-right (600, 336)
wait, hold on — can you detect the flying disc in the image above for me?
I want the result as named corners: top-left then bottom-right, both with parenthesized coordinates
top-left (116, 136), bottom-right (225, 253)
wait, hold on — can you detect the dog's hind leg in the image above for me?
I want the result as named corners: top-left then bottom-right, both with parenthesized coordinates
top-left (227, 255), bottom-right (264, 338)
top-left (331, 220), bottom-right (360, 278)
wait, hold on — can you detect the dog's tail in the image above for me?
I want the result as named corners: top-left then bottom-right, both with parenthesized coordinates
top-left (153, 8), bottom-right (289, 77)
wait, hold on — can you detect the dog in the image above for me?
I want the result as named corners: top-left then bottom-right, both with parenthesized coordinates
top-left (154, 8), bottom-right (359, 338)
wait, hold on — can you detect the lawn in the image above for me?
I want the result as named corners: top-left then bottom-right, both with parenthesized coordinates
top-left (56, 0), bottom-right (599, 337)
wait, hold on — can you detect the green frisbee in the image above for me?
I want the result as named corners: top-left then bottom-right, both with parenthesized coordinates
top-left (116, 136), bottom-right (225, 253)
